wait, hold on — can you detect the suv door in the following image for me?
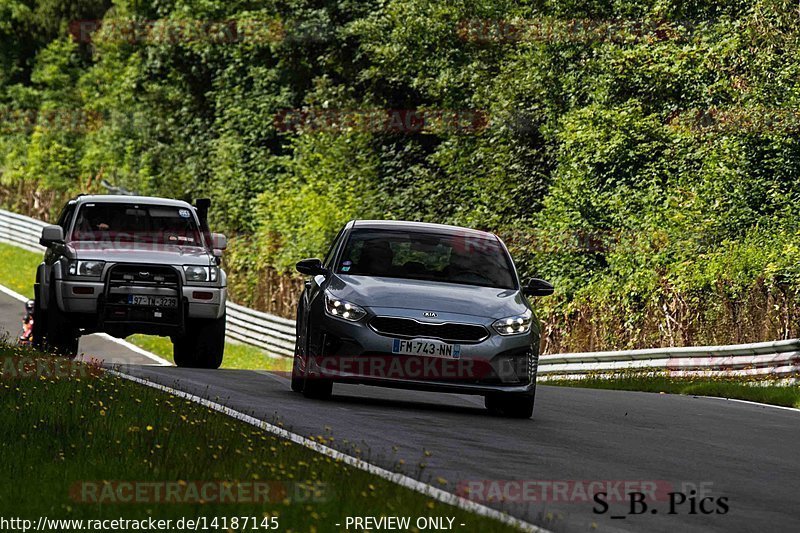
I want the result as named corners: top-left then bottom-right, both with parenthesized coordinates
top-left (40, 202), bottom-right (76, 307)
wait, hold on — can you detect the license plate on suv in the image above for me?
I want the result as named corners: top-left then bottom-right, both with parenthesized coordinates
top-left (127, 295), bottom-right (178, 308)
top-left (392, 339), bottom-right (461, 359)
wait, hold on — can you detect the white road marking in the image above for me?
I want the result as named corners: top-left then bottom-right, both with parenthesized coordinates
top-left (0, 283), bottom-right (171, 367)
top-left (95, 333), bottom-right (172, 366)
top-left (110, 369), bottom-right (550, 533)
top-left (253, 369), bottom-right (291, 385)
top-left (697, 395), bottom-right (800, 413)
top-left (0, 283), bottom-right (27, 302)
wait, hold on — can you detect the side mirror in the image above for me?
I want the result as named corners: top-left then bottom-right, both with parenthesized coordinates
top-left (296, 258), bottom-right (328, 276)
top-left (522, 278), bottom-right (554, 297)
top-left (40, 225), bottom-right (65, 246)
top-left (210, 233), bottom-right (227, 251)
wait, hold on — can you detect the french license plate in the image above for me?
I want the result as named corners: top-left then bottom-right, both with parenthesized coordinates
top-left (392, 339), bottom-right (461, 359)
top-left (127, 295), bottom-right (177, 308)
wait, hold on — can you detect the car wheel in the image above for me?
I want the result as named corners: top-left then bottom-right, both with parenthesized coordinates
top-left (46, 285), bottom-right (79, 358)
top-left (303, 377), bottom-right (333, 400)
top-left (485, 392), bottom-right (535, 419)
top-left (302, 354), bottom-right (333, 400)
top-left (31, 287), bottom-right (48, 351)
top-left (290, 350), bottom-right (305, 393)
top-left (173, 315), bottom-right (226, 369)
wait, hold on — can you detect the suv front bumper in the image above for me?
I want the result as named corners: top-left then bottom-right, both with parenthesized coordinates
top-left (56, 279), bottom-right (226, 325)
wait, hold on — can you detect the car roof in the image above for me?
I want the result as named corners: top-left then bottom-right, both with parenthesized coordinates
top-left (71, 195), bottom-right (194, 209)
top-left (349, 219), bottom-right (497, 239)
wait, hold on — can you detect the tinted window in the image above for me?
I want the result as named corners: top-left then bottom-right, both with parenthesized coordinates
top-left (323, 228), bottom-right (345, 269)
top-left (57, 204), bottom-right (75, 232)
top-left (71, 203), bottom-right (203, 246)
top-left (337, 229), bottom-right (516, 289)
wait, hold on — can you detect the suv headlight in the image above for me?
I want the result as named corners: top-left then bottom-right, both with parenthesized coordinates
top-left (324, 291), bottom-right (367, 322)
top-left (68, 260), bottom-right (105, 277)
top-left (492, 310), bottom-right (533, 336)
top-left (183, 265), bottom-right (218, 283)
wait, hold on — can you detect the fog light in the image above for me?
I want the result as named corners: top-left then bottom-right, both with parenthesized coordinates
top-left (72, 286), bottom-right (94, 295)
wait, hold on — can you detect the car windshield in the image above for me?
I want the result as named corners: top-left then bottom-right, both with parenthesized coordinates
top-left (71, 203), bottom-right (203, 247)
top-left (337, 229), bottom-right (516, 289)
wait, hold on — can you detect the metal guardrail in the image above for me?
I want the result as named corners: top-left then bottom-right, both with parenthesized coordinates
top-left (0, 209), bottom-right (48, 253)
top-left (1, 208), bottom-right (798, 376)
top-left (538, 339), bottom-right (800, 379)
top-left (227, 302), bottom-right (295, 357)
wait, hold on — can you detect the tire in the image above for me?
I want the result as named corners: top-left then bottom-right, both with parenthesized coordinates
top-left (302, 353), bottom-right (332, 400)
top-left (302, 376), bottom-right (333, 400)
top-left (291, 305), bottom-right (306, 393)
top-left (173, 314), bottom-right (226, 369)
top-left (45, 285), bottom-right (79, 358)
top-left (31, 288), bottom-right (48, 351)
top-left (290, 350), bottom-right (304, 393)
top-left (485, 392), bottom-right (535, 419)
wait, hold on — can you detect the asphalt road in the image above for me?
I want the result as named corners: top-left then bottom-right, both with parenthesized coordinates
top-left (1, 289), bottom-right (798, 533)
top-left (0, 286), bottom-right (163, 366)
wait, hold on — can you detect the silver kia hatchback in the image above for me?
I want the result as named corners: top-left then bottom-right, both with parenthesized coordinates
top-left (292, 220), bottom-right (553, 418)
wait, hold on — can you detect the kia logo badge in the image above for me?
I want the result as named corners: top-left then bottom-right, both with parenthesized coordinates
top-left (423, 312), bottom-right (437, 318)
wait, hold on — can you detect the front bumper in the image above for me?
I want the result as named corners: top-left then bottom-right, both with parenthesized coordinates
top-left (308, 311), bottom-right (538, 395)
top-left (55, 278), bottom-right (226, 333)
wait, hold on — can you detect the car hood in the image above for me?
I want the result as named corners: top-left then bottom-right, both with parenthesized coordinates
top-left (67, 241), bottom-right (212, 266)
top-left (326, 274), bottom-right (528, 319)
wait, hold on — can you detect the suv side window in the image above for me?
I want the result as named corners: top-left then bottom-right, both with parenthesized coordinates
top-left (56, 203), bottom-right (76, 235)
top-left (322, 228), bottom-right (345, 269)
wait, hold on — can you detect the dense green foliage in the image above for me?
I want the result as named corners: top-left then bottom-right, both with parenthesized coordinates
top-left (1, 0), bottom-right (799, 351)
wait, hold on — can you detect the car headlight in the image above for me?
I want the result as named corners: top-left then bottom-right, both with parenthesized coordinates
top-left (183, 265), bottom-right (218, 283)
top-left (68, 260), bottom-right (105, 277)
top-left (492, 310), bottom-right (533, 336)
top-left (324, 291), bottom-right (367, 322)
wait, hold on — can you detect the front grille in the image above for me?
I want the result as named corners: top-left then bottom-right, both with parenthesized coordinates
top-left (103, 264), bottom-right (182, 326)
top-left (369, 316), bottom-right (489, 343)
top-left (108, 265), bottom-right (180, 286)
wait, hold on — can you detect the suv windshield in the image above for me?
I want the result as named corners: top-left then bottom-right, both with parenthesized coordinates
top-left (71, 203), bottom-right (203, 247)
top-left (337, 229), bottom-right (516, 289)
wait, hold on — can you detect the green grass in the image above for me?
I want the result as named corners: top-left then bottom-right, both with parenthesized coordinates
top-left (0, 241), bottom-right (38, 298)
top-left (127, 334), bottom-right (292, 372)
top-left (548, 372), bottom-right (800, 408)
top-left (0, 343), bottom-right (520, 531)
top-left (0, 242), bottom-right (291, 371)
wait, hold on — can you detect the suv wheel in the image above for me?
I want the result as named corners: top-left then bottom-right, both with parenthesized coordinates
top-left (485, 392), bottom-right (535, 419)
top-left (173, 315), bottom-right (226, 369)
top-left (31, 287), bottom-right (48, 351)
top-left (45, 286), bottom-right (79, 358)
